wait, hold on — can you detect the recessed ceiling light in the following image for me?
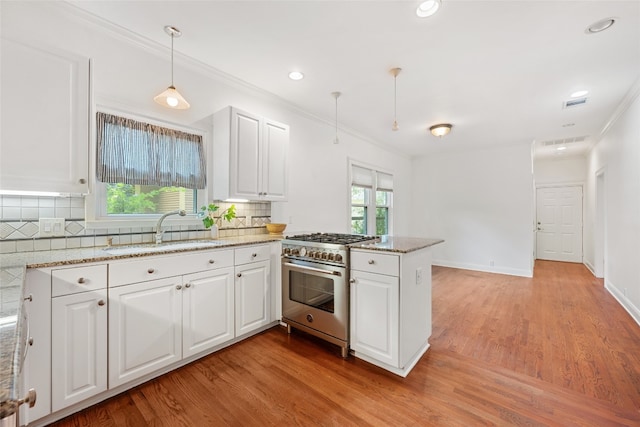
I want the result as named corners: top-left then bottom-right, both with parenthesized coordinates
top-left (557, 146), bottom-right (567, 151)
top-left (586, 18), bottom-right (615, 34)
top-left (416, 0), bottom-right (441, 18)
top-left (562, 123), bottom-right (575, 127)
top-left (570, 90), bottom-right (589, 98)
top-left (288, 71), bottom-right (304, 81)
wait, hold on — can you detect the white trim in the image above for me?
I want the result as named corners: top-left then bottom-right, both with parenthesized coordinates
top-left (433, 259), bottom-right (533, 278)
top-left (605, 279), bottom-right (640, 328)
top-left (347, 158), bottom-right (394, 236)
top-left (584, 260), bottom-right (596, 276)
top-left (599, 76), bottom-right (640, 139)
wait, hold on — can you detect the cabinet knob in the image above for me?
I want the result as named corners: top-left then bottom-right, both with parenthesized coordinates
top-left (18, 388), bottom-right (37, 409)
top-left (24, 294), bottom-right (33, 302)
top-left (251, 253), bottom-right (257, 258)
top-left (185, 283), bottom-right (192, 288)
top-left (148, 268), bottom-right (155, 274)
top-left (79, 178), bottom-right (87, 184)
top-left (349, 279), bottom-right (356, 284)
top-left (176, 285), bottom-right (182, 290)
top-left (237, 273), bottom-right (242, 278)
top-left (97, 300), bottom-right (105, 306)
top-left (367, 260), bottom-right (375, 265)
top-left (28, 337), bottom-right (34, 346)
top-left (208, 259), bottom-right (215, 264)
top-left (77, 277), bottom-right (86, 284)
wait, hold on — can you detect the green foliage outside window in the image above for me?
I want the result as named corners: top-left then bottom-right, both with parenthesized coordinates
top-left (106, 184), bottom-right (195, 215)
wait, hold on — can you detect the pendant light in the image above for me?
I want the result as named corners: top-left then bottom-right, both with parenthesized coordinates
top-left (331, 91), bottom-right (341, 144)
top-left (390, 68), bottom-right (402, 131)
top-left (154, 26), bottom-right (190, 110)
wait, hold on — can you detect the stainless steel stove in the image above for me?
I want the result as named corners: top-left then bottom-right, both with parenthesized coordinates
top-left (281, 233), bottom-right (377, 357)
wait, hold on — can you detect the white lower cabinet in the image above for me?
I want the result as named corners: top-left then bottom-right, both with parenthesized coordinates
top-left (183, 267), bottom-right (235, 358)
top-left (52, 289), bottom-right (108, 411)
top-left (350, 270), bottom-right (399, 367)
top-left (235, 260), bottom-right (270, 337)
top-left (108, 277), bottom-right (183, 388)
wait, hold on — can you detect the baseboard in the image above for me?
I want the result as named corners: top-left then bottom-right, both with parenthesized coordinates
top-left (433, 259), bottom-right (533, 278)
top-left (584, 260), bottom-right (596, 276)
top-left (605, 279), bottom-right (640, 327)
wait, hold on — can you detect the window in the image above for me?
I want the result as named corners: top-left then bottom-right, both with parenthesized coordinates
top-left (90, 112), bottom-right (207, 223)
top-left (350, 163), bottom-right (393, 235)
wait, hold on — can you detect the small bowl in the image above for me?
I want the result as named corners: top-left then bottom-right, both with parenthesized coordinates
top-left (266, 223), bottom-right (287, 235)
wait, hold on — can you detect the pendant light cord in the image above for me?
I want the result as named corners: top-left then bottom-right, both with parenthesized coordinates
top-left (170, 33), bottom-right (175, 86)
top-left (394, 75), bottom-right (397, 125)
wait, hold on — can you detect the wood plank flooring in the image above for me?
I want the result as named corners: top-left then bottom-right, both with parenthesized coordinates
top-left (52, 261), bottom-right (640, 426)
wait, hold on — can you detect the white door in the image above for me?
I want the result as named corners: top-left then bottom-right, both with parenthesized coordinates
top-left (262, 119), bottom-right (289, 201)
top-left (350, 270), bottom-right (399, 367)
top-left (235, 260), bottom-right (270, 337)
top-left (109, 277), bottom-right (183, 388)
top-left (536, 186), bottom-right (583, 262)
top-left (51, 290), bottom-right (108, 411)
top-left (183, 267), bottom-right (235, 357)
top-left (231, 108), bottom-right (261, 199)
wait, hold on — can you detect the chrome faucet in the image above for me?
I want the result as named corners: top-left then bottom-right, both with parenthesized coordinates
top-left (155, 210), bottom-right (186, 244)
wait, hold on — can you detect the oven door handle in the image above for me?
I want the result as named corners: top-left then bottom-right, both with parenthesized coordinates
top-left (282, 262), bottom-right (343, 277)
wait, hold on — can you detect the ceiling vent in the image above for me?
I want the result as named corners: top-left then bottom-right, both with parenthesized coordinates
top-left (563, 97), bottom-right (588, 109)
top-left (541, 136), bottom-right (588, 147)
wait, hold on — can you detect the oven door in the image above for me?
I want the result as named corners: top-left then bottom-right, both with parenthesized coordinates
top-left (282, 258), bottom-right (348, 341)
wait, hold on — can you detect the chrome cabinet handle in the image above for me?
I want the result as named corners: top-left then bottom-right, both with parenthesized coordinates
top-left (77, 277), bottom-right (86, 284)
top-left (349, 279), bottom-right (356, 284)
top-left (237, 273), bottom-right (242, 278)
top-left (28, 337), bottom-right (33, 346)
top-left (185, 283), bottom-right (192, 288)
top-left (148, 268), bottom-right (155, 274)
top-left (208, 259), bottom-right (215, 264)
top-left (98, 300), bottom-right (105, 306)
top-left (18, 389), bottom-right (37, 409)
top-left (367, 260), bottom-right (375, 265)
top-left (176, 285), bottom-right (182, 290)
top-left (24, 294), bottom-right (33, 302)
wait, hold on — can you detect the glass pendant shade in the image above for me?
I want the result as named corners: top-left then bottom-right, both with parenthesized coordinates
top-left (154, 85), bottom-right (190, 109)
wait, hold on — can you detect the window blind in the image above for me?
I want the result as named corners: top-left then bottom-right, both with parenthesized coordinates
top-left (96, 112), bottom-right (207, 189)
top-left (351, 164), bottom-right (393, 191)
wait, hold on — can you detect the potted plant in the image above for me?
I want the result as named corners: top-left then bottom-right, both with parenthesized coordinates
top-left (199, 203), bottom-right (236, 238)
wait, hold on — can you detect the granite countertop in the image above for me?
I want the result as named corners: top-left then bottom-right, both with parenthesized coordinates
top-left (0, 234), bottom-right (283, 417)
top-left (350, 236), bottom-right (444, 253)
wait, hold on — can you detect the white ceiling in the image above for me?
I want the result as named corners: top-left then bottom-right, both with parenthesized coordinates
top-left (68, 0), bottom-right (640, 158)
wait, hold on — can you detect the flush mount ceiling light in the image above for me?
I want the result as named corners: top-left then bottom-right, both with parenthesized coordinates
top-left (430, 123), bottom-right (452, 137)
top-left (288, 71), bottom-right (304, 80)
top-left (331, 91), bottom-right (341, 144)
top-left (154, 26), bottom-right (190, 110)
top-left (416, 0), bottom-right (441, 18)
top-left (586, 17), bottom-right (616, 34)
top-left (557, 146), bottom-right (567, 151)
top-left (571, 90), bottom-right (589, 98)
top-left (390, 67), bottom-right (402, 131)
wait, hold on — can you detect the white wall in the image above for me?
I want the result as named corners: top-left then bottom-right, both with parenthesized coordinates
top-left (411, 144), bottom-right (534, 277)
top-left (533, 156), bottom-right (587, 185)
top-left (1, 2), bottom-right (412, 236)
top-left (584, 86), bottom-right (640, 325)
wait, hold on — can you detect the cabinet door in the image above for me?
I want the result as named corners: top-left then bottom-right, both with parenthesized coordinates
top-left (51, 290), bottom-right (107, 411)
top-left (350, 270), bottom-right (399, 367)
top-left (235, 260), bottom-right (270, 337)
top-left (230, 108), bottom-right (262, 199)
top-left (109, 277), bottom-right (182, 388)
top-left (182, 267), bottom-right (235, 358)
top-left (0, 39), bottom-right (89, 193)
top-left (261, 119), bottom-right (289, 201)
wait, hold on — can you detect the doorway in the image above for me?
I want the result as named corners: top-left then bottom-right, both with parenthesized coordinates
top-left (536, 185), bottom-right (583, 262)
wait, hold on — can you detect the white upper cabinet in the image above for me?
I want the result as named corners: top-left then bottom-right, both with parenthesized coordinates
top-left (0, 38), bottom-right (90, 194)
top-left (213, 107), bottom-right (289, 201)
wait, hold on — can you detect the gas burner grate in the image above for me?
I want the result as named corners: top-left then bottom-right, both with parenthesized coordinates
top-left (286, 233), bottom-right (377, 245)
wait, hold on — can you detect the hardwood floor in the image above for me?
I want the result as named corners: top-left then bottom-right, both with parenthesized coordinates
top-left (52, 261), bottom-right (640, 426)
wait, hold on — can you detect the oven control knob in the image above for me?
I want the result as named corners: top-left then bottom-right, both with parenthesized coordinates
top-left (321, 252), bottom-right (328, 260)
top-left (306, 314), bottom-right (314, 323)
top-left (291, 248), bottom-right (300, 256)
top-left (335, 254), bottom-right (343, 262)
top-left (307, 251), bottom-right (315, 258)
top-left (327, 253), bottom-right (335, 261)
top-left (284, 248), bottom-right (291, 255)
top-left (315, 252), bottom-right (322, 259)
top-left (299, 247), bottom-right (307, 257)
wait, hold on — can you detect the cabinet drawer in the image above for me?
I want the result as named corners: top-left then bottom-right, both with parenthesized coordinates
top-left (109, 249), bottom-right (233, 287)
top-left (52, 264), bottom-right (107, 297)
top-left (235, 244), bottom-right (270, 265)
top-left (351, 251), bottom-right (399, 276)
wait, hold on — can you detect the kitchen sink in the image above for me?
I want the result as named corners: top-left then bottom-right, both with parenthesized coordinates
top-left (103, 240), bottom-right (226, 256)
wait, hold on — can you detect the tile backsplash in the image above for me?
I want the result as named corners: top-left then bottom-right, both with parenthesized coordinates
top-left (0, 196), bottom-right (271, 254)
